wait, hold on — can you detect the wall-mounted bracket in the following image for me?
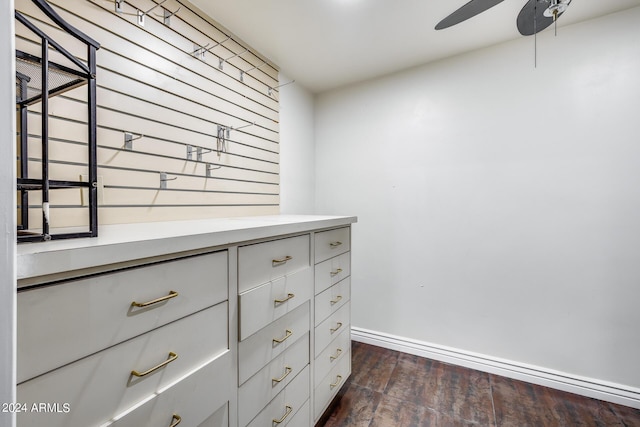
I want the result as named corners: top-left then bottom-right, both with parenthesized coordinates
top-left (206, 163), bottom-right (221, 177)
top-left (159, 172), bottom-right (177, 189)
top-left (155, 6), bottom-right (180, 26)
top-left (268, 80), bottom-right (295, 97)
top-left (240, 61), bottom-right (267, 82)
top-left (191, 36), bottom-right (230, 60)
top-left (136, 0), bottom-right (168, 26)
top-left (219, 48), bottom-right (248, 70)
top-left (186, 145), bottom-right (194, 160)
top-left (124, 132), bottom-right (143, 150)
top-left (197, 146), bottom-right (213, 162)
top-left (114, 0), bottom-right (124, 13)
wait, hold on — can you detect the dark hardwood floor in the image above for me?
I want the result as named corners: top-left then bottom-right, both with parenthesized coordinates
top-left (318, 341), bottom-right (640, 427)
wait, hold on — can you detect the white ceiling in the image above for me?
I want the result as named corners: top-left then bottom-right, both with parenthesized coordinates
top-left (190, 0), bottom-right (640, 93)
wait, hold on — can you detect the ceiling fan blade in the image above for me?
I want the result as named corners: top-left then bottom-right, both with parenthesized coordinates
top-left (517, 0), bottom-right (567, 36)
top-left (435, 0), bottom-right (505, 30)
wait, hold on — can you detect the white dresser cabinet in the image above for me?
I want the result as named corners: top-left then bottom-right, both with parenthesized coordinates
top-left (16, 215), bottom-right (356, 427)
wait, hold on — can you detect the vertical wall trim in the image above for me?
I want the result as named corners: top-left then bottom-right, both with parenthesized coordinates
top-left (1, 0), bottom-right (17, 425)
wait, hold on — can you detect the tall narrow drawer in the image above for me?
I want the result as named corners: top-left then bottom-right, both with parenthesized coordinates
top-left (315, 277), bottom-right (350, 326)
top-left (314, 227), bottom-right (350, 264)
top-left (314, 328), bottom-right (350, 383)
top-left (238, 303), bottom-right (310, 385)
top-left (315, 303), bottom-right (350, 357)
top-left (238, 234), bottom-right (310, 293)
top-left (314, 349), bottom-right (351, 421)
top-left (18, 250), bottom-right (228, 383)
top-left (314, 252), bottom-right (350, 295)
top-left (246, 366), bottom-right (310, 427)
top-left (17, 303), bottom-right (228, 427)
top-left (102, 351), bottom-right (231, 427)
top-left (239, 267), bottom-right (312, 340)
top-left (238, 333), bottom-right (309, 427)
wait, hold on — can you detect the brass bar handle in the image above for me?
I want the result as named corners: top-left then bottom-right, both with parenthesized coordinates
top-left (272, 329), bottom-right (293, 345)
top-left (329, 241), bottom-right (342, 248)
top-left (272, 366), bottom-right (293, 385)
top-left (169, 414), bottom-right (181, 427)
top-left (330, 268), bottom-right (343, 277)
top-left (272, 255), bottom-right (293, 266)
top-left (272, 406), bottom-right (292, 424)
top-left (330, 295), bottom-right (343, 305)
top-left (330, 322), bottom-right (343, 334)
top-left (330, 375), bottom-right (343, 389)
top-left (330, 348), bottom-right (343, 361)
top-left (131, 290), bottom-right (178, 307)
top-left (274, 293), bottom-right (295, 305)
top-left (131, 352), bottom-right (178, 377)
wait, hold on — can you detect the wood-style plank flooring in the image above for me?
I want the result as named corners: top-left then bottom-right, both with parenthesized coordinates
top-left (318, 341), bottom-right (640, 427)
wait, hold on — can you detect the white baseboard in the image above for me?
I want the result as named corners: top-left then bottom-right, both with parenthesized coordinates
top-left (351, 326), bottom-right (640, 410)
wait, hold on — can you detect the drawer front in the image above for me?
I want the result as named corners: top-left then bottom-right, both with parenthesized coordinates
top-left (314, 327), bottom-right (350, 383)
top-left (246, 366), bottom-right (310, 427)
top-left (18, 250), bottom-right (228, 383)
top-left (104, 351), bottom-right (231, 427)
top-left (282, 399), bottom-right (310, 427)
top-left (238, 333), bottom-right (309, 427)
top-left (238, 303), bottom-right (310, 385)
top-left (315, 277), bottom-right (350, 326)
top-left (198, 403), bottom-right (229, 427)
top-left (314, 227), bottom-right (350, 264)
top-left (314, 303), bottom-right (350, 358)
top-left (17, 303), bottom-right (228, 427)
top-left (314, 252), bottom-right (350, 295)
top-left (238, 234), bottom-right (310, 293)
top-left (314, 349), bottom-right (351, 421)
top-left (239, 267), bottom-right (312, 340)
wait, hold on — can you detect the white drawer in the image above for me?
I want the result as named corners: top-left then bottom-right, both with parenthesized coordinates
top-left (238, 333), bottom-right (309, 427)
top-left (198, 403), bottom-right (229, 427)
top-left (17, 303), bottom-right (228, 427)
top-left (314, 303), bottom-right (350, 357)
top-left (103, 351), bottom-right (231, 427)
top-left (239, 267), bottom-right (312, 340)
top-left (238, 303), bottom-right (310, 385)
top-left (314, 349), bottom-right (351, 421)
top-left (246, 366), bottom-right (310, 427)
top-left (238, 234), bottom-right (310, 293)
top-left (282, 399), bottom-right (310, 427)
top-left (315, 277), bottom-right (350, 326)
top-left (314, 227), bottom-right (350, 264)
top-left (18, 251), bottom-right (228, 383)
top-left (314, 328), bottom-right (350, 384)
top-left (314, 251), bottom-right (350, 296)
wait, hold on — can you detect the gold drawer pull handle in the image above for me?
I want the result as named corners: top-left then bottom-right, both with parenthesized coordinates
top-left (330, 268), bottom-right (343, 277)
top-left (330, 348), bottom-right (343, 361)
top-left (131, 352), bottom-right (178, 377)
top-left (330, 295), bottom-right (343, 305)
top-left (272, 366), bottom-right (293, 385)
top-left (169, 414), bottom-right (181, 427)
top-left (131, 290), bottom-right (179, 308)
top-left (274, 293), bottom-right (295, 305)
top-left (330, 241), bottom-right (342, 248)
top-left (272, 329), bottom-right (293, 345)
top-left (273, 406), bottom-right (292, 424)
top-left (330, 322), bottom-right (343, 334)
top-left (272, 255), bottom-right (293, 266)
top-left (330, 375), bottom-right (343, 389)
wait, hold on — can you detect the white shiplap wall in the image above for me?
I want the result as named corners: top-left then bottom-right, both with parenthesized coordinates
top-left (15, 0), bottom-right (281, 230)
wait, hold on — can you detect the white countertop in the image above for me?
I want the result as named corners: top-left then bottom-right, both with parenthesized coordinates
top-left (17, 215), bottom-right (357, 282)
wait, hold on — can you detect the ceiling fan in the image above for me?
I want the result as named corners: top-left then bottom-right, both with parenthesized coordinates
top-left (435, 0), bottom-right (572, 36)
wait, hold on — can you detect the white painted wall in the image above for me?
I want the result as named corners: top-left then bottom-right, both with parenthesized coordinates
top-left (316, 7), bottom-right (640, 391)
top-left (279, 73), bottom-right (316, 214)
top-left (1, 0), bottom-right (16, 425)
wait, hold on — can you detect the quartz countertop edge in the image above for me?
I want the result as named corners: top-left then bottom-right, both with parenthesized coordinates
top-left (17, 214), bottom-right (357, 282)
